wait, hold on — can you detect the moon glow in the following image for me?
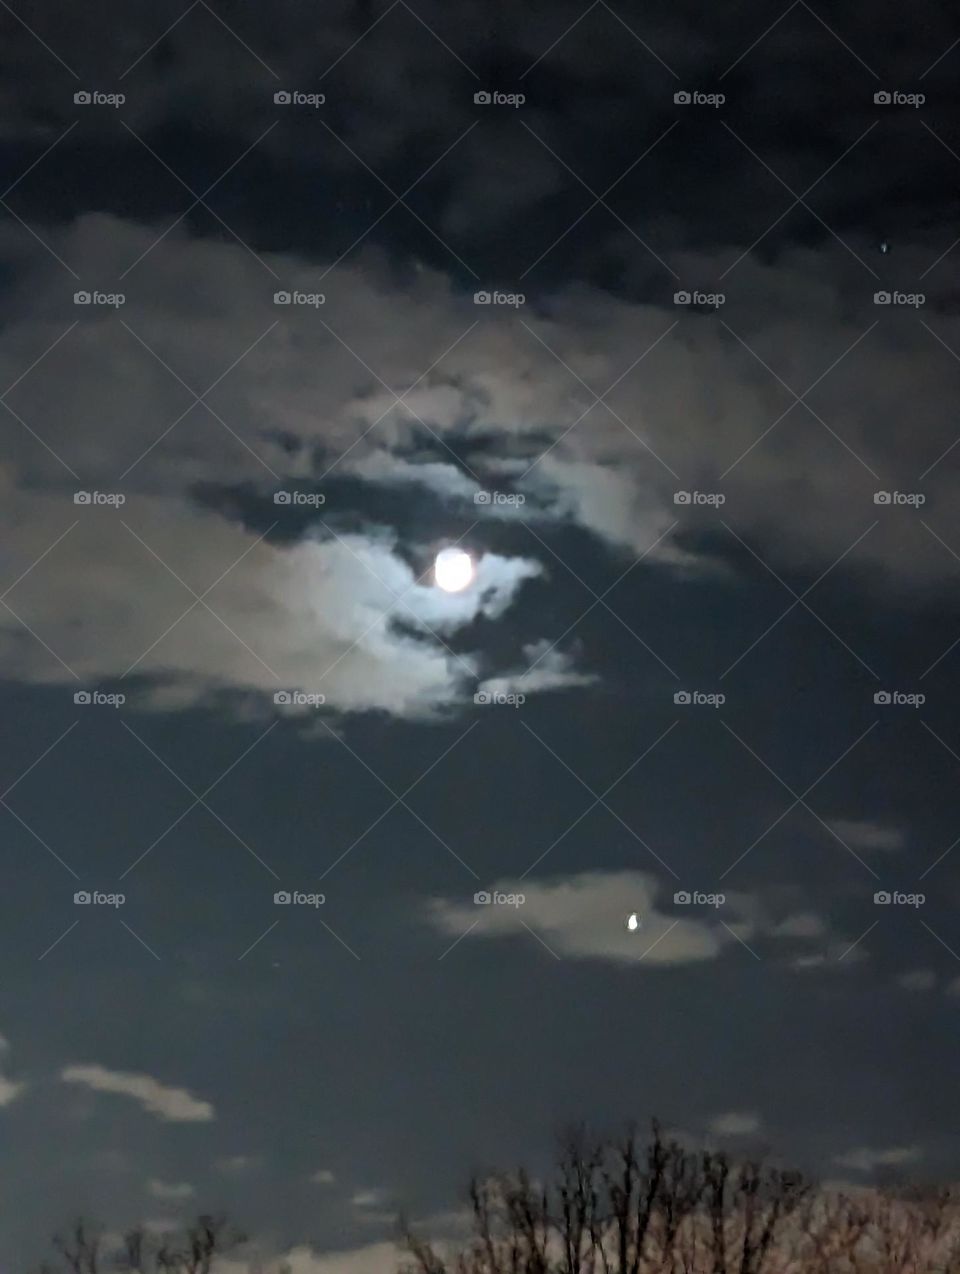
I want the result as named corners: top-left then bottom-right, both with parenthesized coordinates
top-left (434, 547), bottom-right (474, 593)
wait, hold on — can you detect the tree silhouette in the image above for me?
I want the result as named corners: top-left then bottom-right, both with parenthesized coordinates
top-left (401, 1122), bottom-right (960, 1274)
top-left (34, 1125), bottom-right (960, 1274)
top-left (38, 1216), bottom-right (245, 1274)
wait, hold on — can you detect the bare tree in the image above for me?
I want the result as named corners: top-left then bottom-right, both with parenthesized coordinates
top-left (33, 1140), bottom-right (960, 1274)
top-left (402, 1123), bottom-right (808, 1274)
top-left (39, 1216), bottom-right (244, 1274)
top-left (41, 1221), bottom-right (103, 1274)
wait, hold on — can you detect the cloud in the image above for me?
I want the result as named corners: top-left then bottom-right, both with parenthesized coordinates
top-left (790, 942), bottom-right (870, 970)
top-left (144, 1219), bottom-right (186, 1236)
top-left (4, 217), bottom-right (959, 580)
top-left (351, 1188), bottom-right (389, 1208)
top-left (897, 969), bottom-right (936, 992)
top-left (60, 1065), bottom-right (214, 1122)
top-left (0, 1075), bottom-right (25, 1108)
top-left (834, 1146), bottom-right (923, 1173)
top-left (771, 912), bottom-right (826, 939)
top-left (477, 640), bottom-right (598, 699)
top-left (147, 1179), bottom-right (196, 1200)
top-left (425, 875), bottom-right (861, 965)
top-left (223, 1242), bottom-right (402, 1274)
top-left (349, 1189), bottom-right (395, 1227)
top-left (310, 1169), bottom-right (336, 1185)
top-left (3, 214), bottom-right (959, 726)
top-left (0, 1034), bottom-right (25, 1108)
top-left (347, 450), bottom-right (478, 501)
top-left (826, 821), bottom-right (904, 852)
top-left (1, 488), bottom-right (549, 718)
top-left (426, 871), bottom-right (742, 964)
top-left (709, 1111), bottom-right (761, 1136)
top-left (0, 218), bottom-right (584, 720)
top-left (215, 1154), bottom-right (260, 1175)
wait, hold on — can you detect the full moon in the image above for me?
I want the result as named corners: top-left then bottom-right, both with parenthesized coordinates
top-left (434, 547), bottom-right (474, 592)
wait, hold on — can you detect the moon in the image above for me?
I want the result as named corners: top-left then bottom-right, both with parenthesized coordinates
top-left (434, 547), bottom-right (474, 593)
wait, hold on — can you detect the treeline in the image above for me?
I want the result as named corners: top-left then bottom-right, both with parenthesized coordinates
top-left (37, 1123), bottom-right (960, 1274)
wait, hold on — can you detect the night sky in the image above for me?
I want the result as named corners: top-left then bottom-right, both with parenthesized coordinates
top-left (1, 1), bottom-right (960, 1269)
